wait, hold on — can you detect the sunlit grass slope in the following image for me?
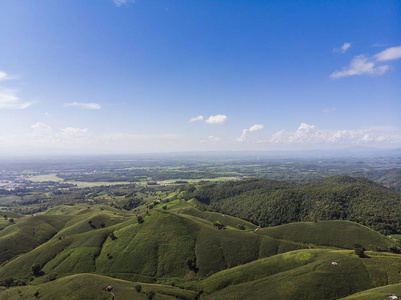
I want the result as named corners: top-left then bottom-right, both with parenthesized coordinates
top-left (0, 207), bottom-right (306, 282)
top-left (202, 249), bottom-right (401, 300)
top-left (340, 282), bottom-right (401, 299)
top-left (0, 273), bottom-right (197, 300)
top-left (258, 220), bottom-right (397, 250)
top-left (0, 214), bottom-right (70, 264)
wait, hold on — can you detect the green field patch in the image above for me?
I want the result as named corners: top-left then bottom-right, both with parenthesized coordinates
top-left (28, 174), bottom-right (63, 182)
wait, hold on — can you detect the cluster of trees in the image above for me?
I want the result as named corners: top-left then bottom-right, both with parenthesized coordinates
top-left (184, 176), bottom-right (401, 234)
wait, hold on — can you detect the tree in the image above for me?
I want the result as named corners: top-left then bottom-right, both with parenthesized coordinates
top-left (354, 244), bottom-right (365, 258)
top-left (4, 277), bottom-right (14, 288)
top-left (135, 284), bottom-right (142, 293)
top-left (237, 224), bottom-right (245, 230)
top-left (137, 215), bottom-right (144, 223)
top-left (31, 264), bottom-right (41, 276)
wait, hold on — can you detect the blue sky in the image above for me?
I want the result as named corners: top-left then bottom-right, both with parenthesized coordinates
top-left (0, 0), bottom-right (400, 154)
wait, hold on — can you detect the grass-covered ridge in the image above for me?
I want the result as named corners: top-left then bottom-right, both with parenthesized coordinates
top-left (0, 207), bottom-right (307, 282)
top-left (202, 249), bottom-right (401, 300)
top-left (258, 220), bottom-right (397, 250)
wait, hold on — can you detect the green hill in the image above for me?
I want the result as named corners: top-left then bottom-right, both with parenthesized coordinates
top-left (184, 176), bottom-right (401, 234)
top-left (0, 215), bottom-right (70, 265)
top-left (340, 282), bottom-right (401, 299)
top-left (0, 208), bottom-right (306, 282)
top-left (258, 220), bottom-right (397, 251)
top-left (200, 249), bottom-right (401, 300)
top-left (0, 273), bottom-right (197, 300)
top-left (364, 168), bottom-right (401, 193)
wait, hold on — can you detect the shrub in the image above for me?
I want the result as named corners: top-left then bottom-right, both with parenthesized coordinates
top-left (354, 244), bottom-right (365, 258)
top-left (147, 290), bottom-right (156, 299)
top-left (237, 224), bottom-right (245, 230)
top-left (135, 284), bottom-right (142, 293)
top-left (137, 216), bottom-right (144, 223)
top-left (31, 264), bottom-right (41, 276)
top-left (4, 277), bottom-right (14, 288)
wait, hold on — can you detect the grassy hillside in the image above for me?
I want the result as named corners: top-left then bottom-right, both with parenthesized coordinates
top-left (0, 215), bottom-right (70, 265)
top-left (340, 282), bottom-right (401, 299)
top-left (184, 176), bottom-right (401, 234)
top-left (0, 207), bottom-right (306, 282)
top-left (258, 220), bottom-right (397, 251)
top-left (201, 249), bottom-right (401, 300)
top-left (0, 273), bottom-right (198, 300)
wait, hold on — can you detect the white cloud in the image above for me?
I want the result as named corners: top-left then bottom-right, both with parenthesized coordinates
top-left (205, 114), bottom-right (229, 124)
top-left (208, 136), bottom-right (220, 142)
top-left (0, 71), bottom-right (8, 81)
top-left (0, 123), bottom-right (184, 154)
top-left (0, 71), bottom-right (32, 109)
top-left (375, 46), bottom-right (401, 61)
top-left (189, 115), bottom-right (204, 122)
top-left (249, 124), bottom-right (264, 132)
top-left (65, 102), bottom-right (101, 110)
top-left (113, 0), bottom-right (135, 7)
top-left (333, 42), bottom-right (351, 53)
top-left (0, 89), bottom-right (33, 109)
top-left (235, 129), bottom-right (248, 142)
top-left (330, 55), bottom-right (389, 79)
top-left (236, 124), bottom-right (264, 142)
top-left (271, 123), bottom-right (401, 146)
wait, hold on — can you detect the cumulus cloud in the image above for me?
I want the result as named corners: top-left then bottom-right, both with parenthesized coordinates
top-left (189, 115), bottom-right (204, 122)
top-left (205, 114), bottom-right (229, 124)
top-left (65, 102), bottom-right (101, 110)
top-left (235, 129), bottom-right (248, 142)
top-left (249, 124), bottom-right (264, 132)
top-left (375, 46), bottom-right (401, 61)
top-left (113, 0), bottom-right (135, 7)
top-left (270, 123), bottom-right (401, 146)
top-left (330, 55), bottom-right (389, 79)
top-left (29, 122), bottom-right (91, 145)
top-left (0, 89), bottom-right (33, 109)
top-left (236, 124), bottom-right (264, 142)
top-left (333, 42), bottom-right (351, 53)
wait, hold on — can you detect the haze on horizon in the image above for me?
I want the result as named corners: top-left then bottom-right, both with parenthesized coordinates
top-left (0, 0), bottom-right (400, 155)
